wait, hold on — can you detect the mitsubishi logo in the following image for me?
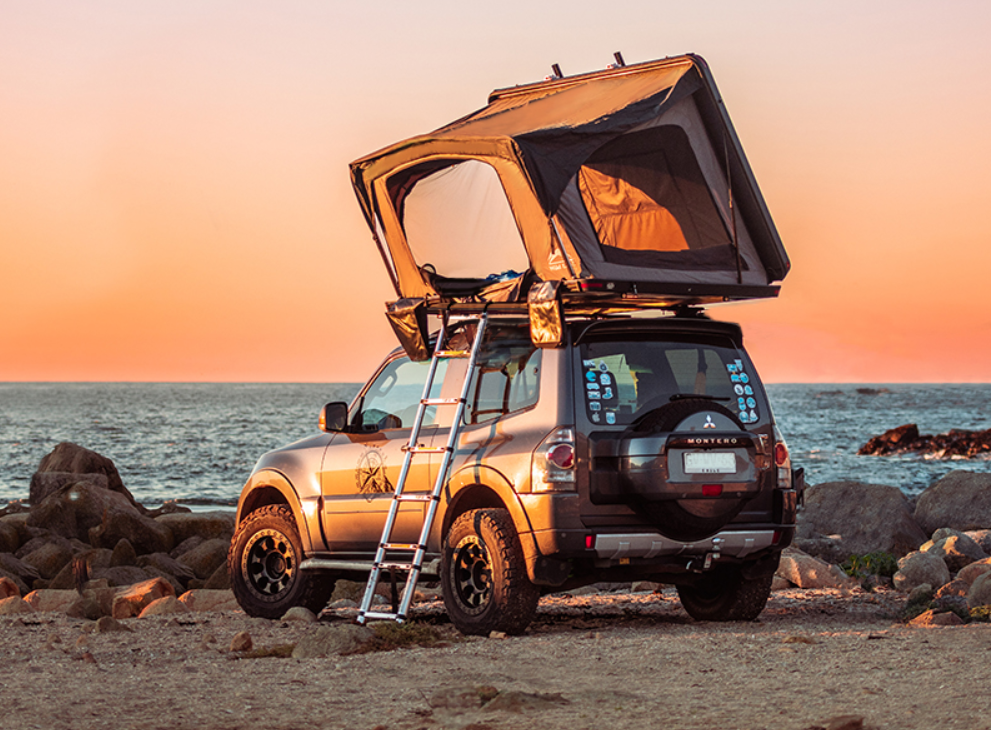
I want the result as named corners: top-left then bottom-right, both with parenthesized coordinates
top-left (703, 415), bottom-right (717, 429)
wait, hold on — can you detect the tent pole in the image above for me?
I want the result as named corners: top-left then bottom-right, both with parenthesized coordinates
top-left (725, 134), bottom-right (743, 284)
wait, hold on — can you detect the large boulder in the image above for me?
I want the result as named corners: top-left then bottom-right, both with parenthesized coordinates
top-left (0, 553), bottom-right (41, 589)
top-left (20, 541), bottom-right (73, 580)
top-left (155, 512), bottom-right (235, 545)
top-left (0, 521), bottom-right (20, 553)
top-left (968, 572), bottom-right (991, 609)
top-left (798, 481), bottom-right (926, 558)
top-left (920, 528), bottom-right (988, 573)
top-left (958, 558), bottom-right (991, 586)
top-left (32, 442), bottom-right (145, 511)
top-left (112, 577), bottom-right (175, 619)
top-left (0, 576), bottom-right (20, 599)
top-left (88, 506), bottom-right (174, 555)
top-left (176, 538), bottom-right (230, 580)
top-left (914, 471), bottom-right (991, 534)
top-left (27, 480), bottom-right (148, 543)
top-left (776, 548), bottom-right (856, 589)
top-left (0, 596), bottom-right (34, 615)
top-left (893, 551), bottom-right (951, 592)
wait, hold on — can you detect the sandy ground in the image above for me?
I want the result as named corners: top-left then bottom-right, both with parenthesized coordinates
top-left (1, 587), bottom-right (989, 730)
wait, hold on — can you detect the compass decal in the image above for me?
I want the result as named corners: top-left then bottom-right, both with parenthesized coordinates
top-left (355, 447), bottom-right (391, 498)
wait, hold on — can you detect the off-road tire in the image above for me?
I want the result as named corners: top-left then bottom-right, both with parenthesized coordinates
top-left (441, 508), bottom-right (540, 636)
top-left (676, 565), bottom-right (774, 621)
top-left (228, 504), bottom-right (334, 620)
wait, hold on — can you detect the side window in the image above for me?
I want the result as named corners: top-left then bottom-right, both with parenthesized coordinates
top-left (465, 326), bottom-right (541, 425)
top-left (356, 357), bottom-right (447, 431)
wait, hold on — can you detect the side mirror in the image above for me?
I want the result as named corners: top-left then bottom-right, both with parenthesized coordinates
top-left (319, 402), bottom-right (349, 433)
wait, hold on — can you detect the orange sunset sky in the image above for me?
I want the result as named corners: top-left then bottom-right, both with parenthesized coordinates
top-left (2, 1), bottom-right (990, 383)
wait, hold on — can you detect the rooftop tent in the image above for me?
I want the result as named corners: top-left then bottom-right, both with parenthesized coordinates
top-left (350, 54), bottom-right (789, 306)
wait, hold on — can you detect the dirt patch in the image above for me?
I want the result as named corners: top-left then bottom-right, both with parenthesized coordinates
top-left (1, 587), bottom-right (989, 730)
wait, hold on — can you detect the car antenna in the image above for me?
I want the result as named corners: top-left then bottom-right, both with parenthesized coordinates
top-left (550, 63), bottom-right (563, 79)
top-left (612, 51), bottom-right (626, 68)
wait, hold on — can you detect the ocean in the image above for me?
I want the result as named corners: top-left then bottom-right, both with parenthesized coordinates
top-left (1, 382), bottom-right (989, 508)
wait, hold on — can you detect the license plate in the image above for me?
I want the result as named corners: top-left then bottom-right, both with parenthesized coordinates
top-left (683, 451), bottom-right (736, 474)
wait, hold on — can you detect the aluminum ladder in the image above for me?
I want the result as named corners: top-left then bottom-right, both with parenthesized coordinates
top-left (356, 312), bottom-right (488, 624)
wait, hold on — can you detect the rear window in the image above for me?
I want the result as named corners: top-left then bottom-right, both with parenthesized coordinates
top-left (578, 336), bottom-right (763, 426)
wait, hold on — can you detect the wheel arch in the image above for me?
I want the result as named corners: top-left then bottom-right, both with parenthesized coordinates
top-left (439, 465), bottom-right (533, 542)
top-left (235, 470), bottom-right (315, 553)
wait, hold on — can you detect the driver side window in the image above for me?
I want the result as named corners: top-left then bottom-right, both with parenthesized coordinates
top-left (354, 356), bottom-right (448, 431)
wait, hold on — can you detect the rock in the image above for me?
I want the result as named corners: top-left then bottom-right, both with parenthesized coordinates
top-left (0, 576), bottom-right (20, 599)
top-left (771, 576), bottom-right (790, 591)
top-left (170, 536), bottom-right (205, 559)
top-left (28, 480), bottom-right (150, 544)
top-left (110, 539), bottom-right (138, 567)
top-left (968, 572), bottom-right (991, 609)
top-left (859, 424), bottom-right (991, 458)
top-left (48, 549), bottom-right (113, 590)
top-left (906, 583), bottom-right (933, 605)
top-left (112, 577), bottom-right (175, 619)
top-left (33, 442), bottom-right (145, 511)
top-left (21, 542), bottom-right (73, 580)
top-left (893, 551), bottom-right (951, 592)
top-left (95, 616), bottom-right (132, 633)
top-left (291, 625), bottom-right (373, 658)
top-left (909, 609), bottom-right (964, 627)
top-left (824, 716), bottom-right (865, 730)
top-left (914, 471), bottom-right (991, 534)
top-left (957, 558), bottom-right (991, 586)
top-left (281, 606), bottom-right (318, 622)
top-left (934, 579), bottom-right (970, 598)
top-left (330, 598), bottom-right (358, 609)
top-left (931, 594), bottom-right (969, 617)
top-left (858, 424), bottom-right (920, 455)
top-left (567, 585), bottom-right (601, 596)
top-left (23, 589), bottom-right (78, 613)
top-left (92, 566), bottom-right (151, 587)
top-left (776, 548), bottom-right (857, 589)
top-left (965, 529), bottom-right (991, 554)
top-left (0, 596), bottom-right (34, 615)
top-left (202, 562), bottom-right (230, 590)
top-left (137, 552), bottom-right (196, 583)
top-left (140, 566), bottom-right (184, 596)
top-left (0, 568), bottom-right (29, 596)
top-left (426, 687), bottom-right (486, 710)
top-left (155, 511), bottom-right (235, 545)
top-left (178, 589), bottom-right (239, 612)
top-left (0, 521), bottom-right (20, 553)
top-left (138, 596), bottom-right (189, 617)
top-left (630, 580), bottom-right (662, 593)
top-left (230, 631), bottom-right (253, 652)
top-left (30, 471), bottom-right (109, 506)
top-left (176, 538), bottom-right (229, 580)
top-left (798, 481), bottom-right (926, 558)
top-left (0, 552), bottom-right (41, 587)
top-left (88, 507), bottom-right (174, 556)
top-left (921, 530), bottom-right (988, 573)
top-left (14, 533), bottom-right (72, 560)
top-left (65, 587), bottom-right (116, 620)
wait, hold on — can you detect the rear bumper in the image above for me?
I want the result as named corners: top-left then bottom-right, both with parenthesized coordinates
top-left (593, 529), bottom-right (774, 560)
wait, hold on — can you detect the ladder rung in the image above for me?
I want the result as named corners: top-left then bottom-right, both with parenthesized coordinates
top-left (401, 445), bottom-right (450, 454)
top-left (422, 397), bottom-right (463, 406)
top-left (360, 610), bottom-right (407, 622)
top-left (396, 493), bottom-right (436, 502)
top-left (436, 349), bottom-right (470, 358)
top-left (382, 542), bottom-right (422, 551)
top-left (375, 561), bottom-right (417, 571)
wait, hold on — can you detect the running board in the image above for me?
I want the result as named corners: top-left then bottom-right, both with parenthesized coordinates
top-left (299, 558), bottom-right (441, 577)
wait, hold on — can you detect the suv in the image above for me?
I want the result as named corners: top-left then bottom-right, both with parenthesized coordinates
top-left (228, 311), bottom-right (799, 634)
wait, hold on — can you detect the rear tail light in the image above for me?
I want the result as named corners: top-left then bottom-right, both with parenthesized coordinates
top-left (773, 426), bottom-right (793, 489)
top-left (702, 484), bottom-right (723, 497)
top-left (532, 427), bottom-right (576, 492)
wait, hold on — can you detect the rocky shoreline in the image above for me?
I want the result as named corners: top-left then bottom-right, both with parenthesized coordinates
top-left (4, 442), bottom-right (991, 630)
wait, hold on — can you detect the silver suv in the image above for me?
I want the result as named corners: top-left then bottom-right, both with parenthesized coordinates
top-left (228, 312), bottom-right (799, 634)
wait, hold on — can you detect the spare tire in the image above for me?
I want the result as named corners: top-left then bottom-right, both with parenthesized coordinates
top-left (625, 398), bottom-right (751, 541)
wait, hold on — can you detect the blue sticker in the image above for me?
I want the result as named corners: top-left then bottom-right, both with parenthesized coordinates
top-left (746, 397), bottom-right (756, 408)
top-left (734, 384), bottom-right (744, 395)
top-left (599, 362), bottom-right (608, 372)
top-left (586, 371), bottom-right (597, 382)
top-left (727, 364), bottom-right (738, 373)
top-left (739, 411), bottom-right (749, 423)
top-left (591, 412), bottom-right (601, 423)
top-left (602, 387), bottom-right (613, 399)
top-left (586, 381), bottom-right (599, 390)
top-left (590, 402), bottom-right (601, 412)
top-left (731, 374), bottom-right (741, 383)
top-left (740, 373), bottom-right (750, 384)
top-left (588, 391), bottom-right (601, 400)
top-left (738, 397), bottom-right (746, 407)
top-left (600, 373), bottom-right (612, 386)
top-left (605, 412), bottom-right (616, 425)
top-left (750, 409), bottom-right (758, 421)
top-left (583, 360), bottom-right (595, 368)
top-left (744, 385), bottom-right (753, 395)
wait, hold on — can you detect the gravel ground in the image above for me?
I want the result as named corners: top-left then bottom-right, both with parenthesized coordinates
top-left (2, 587), bottom-right (989, 730)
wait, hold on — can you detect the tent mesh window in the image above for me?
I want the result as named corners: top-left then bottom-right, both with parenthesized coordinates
top-left (577, 126), bottom-right (745, 272)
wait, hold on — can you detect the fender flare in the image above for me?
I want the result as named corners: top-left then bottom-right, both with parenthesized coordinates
top-left (235, 469), bottom-right (316, 554)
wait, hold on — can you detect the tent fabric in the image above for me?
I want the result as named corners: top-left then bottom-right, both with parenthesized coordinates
top-left (349, 54), bottom-right (789, 302)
